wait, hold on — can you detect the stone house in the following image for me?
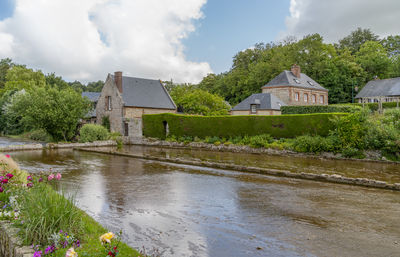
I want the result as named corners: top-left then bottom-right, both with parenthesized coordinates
top-left (355, 77), bottom-right (400, 104)
top-left (231, 93), bottom-right (287, 115)
top-left (96, 71), bottom-right (176, 137)
top-left (231, 65), bottom-right (328, 115)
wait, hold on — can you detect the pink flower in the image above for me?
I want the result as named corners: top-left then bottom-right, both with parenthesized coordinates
top-left (55, 173), bottom-right (62, 180)
top-left (27, 175), bottom-right (33, 181)
top-left (1, 178), bottom-right (8, 184)
top-left (0, 187), bottom-right (3, 193)
top-left (5, 154), bottom-right (10, 158)
top-left (38, 177), bottom-right (43, 182)
top-left (48, 174), bottom-right (55, 181)
top-left (6, 173), bottom-right (13, 179)
top-left (27, 183), bottom-right (33, 188)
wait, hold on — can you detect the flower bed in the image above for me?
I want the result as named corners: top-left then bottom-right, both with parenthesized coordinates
top-left (0, 154), bottom-right (141, 257)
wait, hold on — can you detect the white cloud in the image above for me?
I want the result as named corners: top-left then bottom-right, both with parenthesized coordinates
top-left (0, 0), bottom-right (211, 83)
top-left (283, 0), bottom-right (400, 42)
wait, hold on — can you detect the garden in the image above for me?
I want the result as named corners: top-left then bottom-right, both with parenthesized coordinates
top-left (0, 154), bottom-right (141, 257)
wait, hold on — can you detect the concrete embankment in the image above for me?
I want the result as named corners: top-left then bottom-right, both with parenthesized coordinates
top-left (0, 140), bottom-right (116, 152)
top-left (0, 221), bottom-right (35, 257)
top-left (75, 148), bottom-right (400, 192)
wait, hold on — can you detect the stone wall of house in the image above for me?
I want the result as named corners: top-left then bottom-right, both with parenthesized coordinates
top-left (125, 118), bottom-right (142, 137)
top-left (96, 74), bottom-right (125, 134)
top-left (124, 107), bottom-right (176, 119)
top-left (230, 110), bottom-right (281, 115)
top-left (262, 86), bottom-right (328, 106)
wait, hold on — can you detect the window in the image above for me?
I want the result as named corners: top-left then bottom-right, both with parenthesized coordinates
top-left (319, 95), bottom-right (324, 104)
top-left (106, 96), bottom-right (112, 111)
top-left (307, 81), bottom-right (314, 86)
top-left (250, 104), bottom-right (257, 114)
top-left (312, 94), bottom-right (316, 103)
top-left (295, 92), bottom-right (299, 101)
top-left (294, 78), bottom-right (301, 84)
top-left (304, 93), bottom-right (308, 102)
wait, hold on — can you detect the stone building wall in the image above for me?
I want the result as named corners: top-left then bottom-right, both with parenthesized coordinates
top-left (96, 75), bottom-right (125, 134)
top-left (230, 110), bottom-right (281, 115)
top-left (262, 86), bottom-right (328, 106)
top-left (124, 107), bottom-right (176, 119)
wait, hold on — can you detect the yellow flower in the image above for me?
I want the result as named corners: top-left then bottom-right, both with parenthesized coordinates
top-left (66, 247), bottom-right (78, 257)
top-left (100, 232), bottom-right (115, 244)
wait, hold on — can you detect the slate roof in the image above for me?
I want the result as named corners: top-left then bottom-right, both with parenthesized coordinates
top-left (262, 71), bottom-right (327, 91)
top-left (82, 92), bottom-right (101, 102)
top-left (355, 78), bottom-right (400, 98)
top-left (82, 92), bottom-right (101, 118)
top-left (111, 75), bottom-right (176, 109)
top-left (231, 93), bottom-right (287, 111)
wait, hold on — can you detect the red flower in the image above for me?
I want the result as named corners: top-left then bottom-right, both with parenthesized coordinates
top-left (6, 173), bottom-right (13, 179)
top-left (0, 187), bottom-right (3, 193)
top-left (5, 154), bottom-right (10, 158)
top-left (27, 182), bottom-right (33, 188)
top-left (1, 178), bottom-right (8, 184)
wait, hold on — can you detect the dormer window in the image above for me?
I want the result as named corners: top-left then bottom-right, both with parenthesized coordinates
top-left (250, 104), bottom-right (257, 114)
top-left (307, 81), bottom-right (314, 86)
top-left (293, 78), bottom-right (301, 84)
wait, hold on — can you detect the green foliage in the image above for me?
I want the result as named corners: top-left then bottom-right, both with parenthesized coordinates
top-left (18, 183), bottom-right (83, 245)
top-left (101, 116), bottom-right (111, 131)
top-left (143, 113), bottom-right (345, 140)
top-left (292, 135), bottom-right (339, 153)
top-left (6, 87), bottom-right (90, 141)
top-left (281, 104), bottom-right (362, 114)
top-left (337, 27), bottom-right (379, 53)
top-left (28, 129), bottom-right (51, 141)
top-left (85, 80), bottom-right (104, 92)
top-left (248, 134), bottom-right (273, 148)
top-left (169, 84), bottom-right (230, 115)
top-left (79, 124), bottom-right (109, 143)
top-left (1, 65), bottom-right (46, 96)
top-left (0, 58), bottom-right (14, 89)
top-left (356, 41), bottom-right (391, 81)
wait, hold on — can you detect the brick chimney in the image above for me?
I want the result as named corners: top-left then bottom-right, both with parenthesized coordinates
top-left (114, 71), bottom-right (123, 93)
top-left (291, 64), bottom-right (301, 78)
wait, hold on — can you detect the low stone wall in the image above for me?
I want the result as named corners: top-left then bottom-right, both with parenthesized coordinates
top-left (0, 140), bottom-right (116, 152)
top-left (0, 221), bottom-right (34, 257)
top-left (76, 148), bottom-right (400, 191)
top-left (128, 138), bottom-right (399, 165)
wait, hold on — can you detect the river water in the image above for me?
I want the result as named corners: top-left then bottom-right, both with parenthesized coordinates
top-left (8, 147), bottom-right (400, 257)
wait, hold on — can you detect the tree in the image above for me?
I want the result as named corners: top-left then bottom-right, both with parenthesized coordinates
top-left (0, 58), bottom-right (14, 89)
top-left (338, 28), bottom-right (379, 53)
top-left (7, 87), bottom-right (90, 141)
top-left (169, 85), bottom-right (230, 116)
top-left (1, 65), bottom-right (46, 96)
top-left (86, 80), bottom-right (104, 92)
top-left (381, 35), bottom-right (400, 57)
top-left (356, 41), bottom-right (391, 81)
top-left (46, 73), bottom-right (69, 90)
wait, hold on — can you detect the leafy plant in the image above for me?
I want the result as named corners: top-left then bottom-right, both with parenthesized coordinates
top-left (79, 124), bottom-right (109, 143)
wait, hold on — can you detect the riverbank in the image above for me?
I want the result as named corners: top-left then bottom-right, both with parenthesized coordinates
top-left (0, 140), bottom-right (116, 152)
top-left (127, 137), bottom-right (400, 165)
top-left (76, 147), bottom-right (400, 191)
top-left (0, 154), bottom-right (140, 257)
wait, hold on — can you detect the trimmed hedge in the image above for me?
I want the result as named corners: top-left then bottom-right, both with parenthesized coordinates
top-left (143, 113), bottom-right (348, 139)
top-left (350, 102), bottom-right (399, 111)
top-left (281, 104), bottom-right (362, 114)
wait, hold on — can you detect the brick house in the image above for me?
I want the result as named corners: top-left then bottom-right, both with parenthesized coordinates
top-left (355, 77), bottom-right (400, 104)
top-left (96, 71), bottom-right (176, 137)
top-left (231, 65), bottom-right (328, 115)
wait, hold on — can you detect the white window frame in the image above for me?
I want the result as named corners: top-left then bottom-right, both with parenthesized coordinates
top-left (312, 94), bottom-right (316, 103)
top-left (295, 92), bottom-right (299, 101)
top-left (319, 95), bottom-right (324, 104)
top-left (107, 96), bottom-right (112, 111)
top-left (304, 93), bottom-right (308, 102)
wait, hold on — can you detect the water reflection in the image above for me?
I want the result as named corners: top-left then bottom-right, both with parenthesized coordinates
top-left (11, 149), bottom-right (400, 257)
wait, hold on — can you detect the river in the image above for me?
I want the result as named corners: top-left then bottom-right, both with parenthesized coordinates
top-left (8, 146), bottom-right (400, 257)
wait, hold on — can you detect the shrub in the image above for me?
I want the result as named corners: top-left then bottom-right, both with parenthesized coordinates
top-left (101, 116), bottom-right (110, 131)
top-left (281, 104), bottom-right (362, 114)
top-left (292, 135), bottom-right (338, 153)
top-left (248, 134), bottom-right (273, 148)
top-left (28, 129), bottom-right (50, 141)
top-left (79, 124), bottom-right (109, 143)
top-left (341, 147), bottom-right (365, 159)
top-left (143, 113), bottom-right (346, 140)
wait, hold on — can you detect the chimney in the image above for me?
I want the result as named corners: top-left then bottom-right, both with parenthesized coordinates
top-left (291, 64), bottom-right (301, 78)
top-left (114, 71), bottom-right (123, 93)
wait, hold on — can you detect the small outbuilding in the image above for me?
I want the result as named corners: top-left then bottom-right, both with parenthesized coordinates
top-left (355, 77), bottom-right (400, 103)
top-left (82, 92), bottom-right (101, 124)
top-left (230, 93), bottom-right (287, 115)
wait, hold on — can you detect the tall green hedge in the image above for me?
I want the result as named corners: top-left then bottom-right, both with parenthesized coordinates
top-left (281, 105), bottom-right (362, 114)
top-left (143, 113), bottom-right (347, 139)
top-left (350, 102), bottom-right (399, 111)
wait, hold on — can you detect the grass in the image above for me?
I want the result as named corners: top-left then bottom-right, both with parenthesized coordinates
top-left (3, 166), bottom-right (140, 256)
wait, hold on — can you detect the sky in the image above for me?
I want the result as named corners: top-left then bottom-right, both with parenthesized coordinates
top-left (0, 0), bottom-right (399, 84)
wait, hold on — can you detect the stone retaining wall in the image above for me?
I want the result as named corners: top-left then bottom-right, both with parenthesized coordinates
top-left (0, 221), bottom-right (34, 257)
top-left (0, 140), bottom-right (116, 152)
top-left (76, 148), bottom-right (400, 192)
top-left (127, 138), bottom-right (399, 165)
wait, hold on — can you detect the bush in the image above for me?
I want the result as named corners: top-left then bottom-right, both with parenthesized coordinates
top-left (79, 124), bottom-right (109, 143)
top-left (248, 134), bottom-right (273, 148)
top-left (281, 104), bottom-right (362, 114)
top-left (292, 135), bottom-right (339, 153)
top-left (143, 113), bottom-right (346, 140)
top-left (101, 116), bottom-right (110, 131)
top-left (29, 129), bottom-right (50, 141)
